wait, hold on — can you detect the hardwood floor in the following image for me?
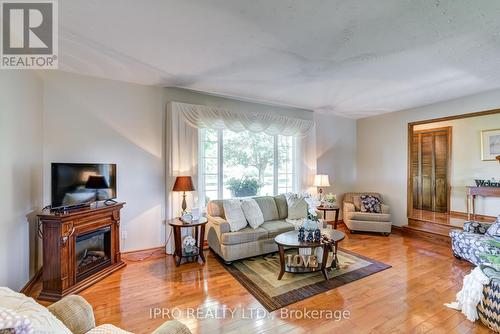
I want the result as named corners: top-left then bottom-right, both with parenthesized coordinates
top-left (410, 209), bottom-right (495, 227)
top-left (32, 229), bottom-right (493, 333)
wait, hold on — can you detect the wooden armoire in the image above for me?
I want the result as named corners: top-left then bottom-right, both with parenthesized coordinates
top-left (411, 127), bottom-right (451, 213)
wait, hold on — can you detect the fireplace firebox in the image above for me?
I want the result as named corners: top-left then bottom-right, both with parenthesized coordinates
top-left (76, 227), bottom-right (111, 281)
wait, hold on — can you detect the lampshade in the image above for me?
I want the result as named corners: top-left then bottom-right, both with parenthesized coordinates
top-left (85, 175), bottom-right (109, 189)
top-left (313, 174), bottom-right (330, 187)
top-left (172, 176), bottom-right (195, 192)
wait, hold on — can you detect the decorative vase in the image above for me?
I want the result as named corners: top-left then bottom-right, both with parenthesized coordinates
top-left (303, 219), bottom-right (317, 231)
top-left (183, 236), bottom-right (197, 255)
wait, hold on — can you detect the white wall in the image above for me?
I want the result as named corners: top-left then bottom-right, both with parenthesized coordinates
top-left (315, 113), bottom-right (357, 219)
top-left (0, 72), bottom-right (43, 290)
top-left (414, 114), bottom-right (500, 216)
top-left (357, 89), bottom-right (500, 226)
top-left (42, 71), bottom-right (165, 252)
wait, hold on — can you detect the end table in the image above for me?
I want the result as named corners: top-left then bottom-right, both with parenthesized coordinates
top-left (168, 217), bottom-right (208, 266)
top-left (317, 205), bottom-right (340, 229)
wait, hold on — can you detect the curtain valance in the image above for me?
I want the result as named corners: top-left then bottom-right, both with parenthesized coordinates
top-left (171, 101), bottom-right (314, 137)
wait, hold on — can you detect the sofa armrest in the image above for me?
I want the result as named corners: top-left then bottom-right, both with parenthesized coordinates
top-left (463, 221), bottom-right (492, 234)
top-left (381, 204), bottom-right (390, 214)
top-left (151, 320), bottom-right (192, 334)
top-left (47, 295), bottom-right (95, 334)
top-left (207, 215), bottom-right (230, 234)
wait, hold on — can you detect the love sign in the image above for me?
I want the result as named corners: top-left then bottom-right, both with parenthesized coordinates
top-left (286, 254), bottom-right (318, 268)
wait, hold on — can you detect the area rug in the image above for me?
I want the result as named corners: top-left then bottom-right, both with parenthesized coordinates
top-left (219, 248), bottom-right (391, 311)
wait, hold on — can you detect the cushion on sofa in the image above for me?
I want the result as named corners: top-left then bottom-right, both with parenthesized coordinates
top-left (86, 324), bottom-right (132, 334)
top-left (285, 193), bottom-right (308, 219)
top-left (260, 220), bottom-right (295, 238)
top-left (352, 195), bottom-right (361, 211)
top-left (360, 195), bottom-right (382, 213)
top-left (346, 211), bottom-right (391, 222)
top-left (274, 194), bottom-right (288, 219)
top-left (241, 199), bottom-right (264, 229)
top-left (486, 218), bottom-right (500, 240)
top-left (220, 226), bottom-right (269, 245)
top-left (253, 196), bottom-right (280, 221)
top-left (0, 288), bottom-right (71, 334)
top-left (223, 200), bottom-right (248, 232)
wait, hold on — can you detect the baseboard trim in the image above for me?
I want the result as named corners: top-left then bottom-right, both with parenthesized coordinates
top-left (20, 268), bottom-right (43, 295)
top-left (122, 246), bottom-right (166, 262)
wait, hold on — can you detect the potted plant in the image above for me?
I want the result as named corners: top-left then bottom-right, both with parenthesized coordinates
top-left (226, 177), bottom-right (262, 197)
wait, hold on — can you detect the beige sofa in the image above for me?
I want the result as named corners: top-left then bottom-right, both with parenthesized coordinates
top-left (207, 195), bottom-right (321, 263)
top-left (343, 192), bottom-right (392, 235)
top-left (0, 287), bottom-right (190, 334)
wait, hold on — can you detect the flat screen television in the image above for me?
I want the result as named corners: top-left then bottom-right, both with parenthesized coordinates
top-left (51, 163), bottom-right (117, 209)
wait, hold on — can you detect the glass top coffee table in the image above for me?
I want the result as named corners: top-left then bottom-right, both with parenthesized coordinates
top-left (274, 229), bottom-right (345, 280)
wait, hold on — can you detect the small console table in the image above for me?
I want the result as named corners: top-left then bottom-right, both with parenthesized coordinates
top-left (466, 187), bottom-right (500, 220)
top-left (168, 217), bottom-right (207, 266)
top-left (317, 205), bottom-right (340, 229)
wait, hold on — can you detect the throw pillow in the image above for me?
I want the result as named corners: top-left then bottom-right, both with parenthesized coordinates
top-left (486, 217), bottom-right (500, 239)
top-left (360, 195), bottom-right (382, 213)
top-left (223, 199), bottom-right (248, 232)
top-left (286, 193), bottom-right (308, 220)
top-left (352, 195), bottom-right (362, 211)
top-left (241, 199), bottom-right (264, 229)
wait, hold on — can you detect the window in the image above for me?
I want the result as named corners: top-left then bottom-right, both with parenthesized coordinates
top-left (199, 129), bottom-right (296, 207)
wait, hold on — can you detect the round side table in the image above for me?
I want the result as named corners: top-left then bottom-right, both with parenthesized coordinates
top-left (317, 205), bottom-right (340, 229)
top-left (168, 217), bottom-right (208, 266)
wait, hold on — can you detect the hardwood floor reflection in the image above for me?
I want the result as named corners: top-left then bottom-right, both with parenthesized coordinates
top-left (36, 229), bottom-right (493, 333)
top-left (410, 209), bottom-right (495, 228)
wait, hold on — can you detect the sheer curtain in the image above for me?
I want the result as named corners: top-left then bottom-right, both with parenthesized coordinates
top-left (165, 102), bottom-right (199, 254)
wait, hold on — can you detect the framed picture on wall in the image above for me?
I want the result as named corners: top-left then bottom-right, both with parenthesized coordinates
top-left (481, 129), bottom-right (500, 161)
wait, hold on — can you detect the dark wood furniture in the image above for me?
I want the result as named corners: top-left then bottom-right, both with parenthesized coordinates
top-left (467, 186), bottom-right (500, 220)
top-left (168, 217), bottom-right (208, 266)
top-left (274, 229), bottom-right (345, 280)
top-left (317, 205), bottom-right (340, 228)
top-left (37, 203), bottom-right (126, 301)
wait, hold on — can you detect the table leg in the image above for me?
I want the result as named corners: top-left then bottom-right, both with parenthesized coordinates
top-left (332, 241), bottom-right (339, 269)
top-left (277, 245), bottom-right (285, 280)
top-left (198, 224), bottom-right (206, 264)
top-left (173, 226), bottom-right (182, 266)
top-left (321, 245), bottom-right (329, 280)
top-left (472, 195), bottom-right (476, 221)
top-left (334, 209), bottom-right (339, 229)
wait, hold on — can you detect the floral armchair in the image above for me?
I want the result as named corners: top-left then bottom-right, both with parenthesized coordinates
top-left (450, 220), bottom-right (500, 266)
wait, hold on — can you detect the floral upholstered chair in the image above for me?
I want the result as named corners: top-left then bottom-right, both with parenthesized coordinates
top-left (450, 218), bottom-right (500, 266)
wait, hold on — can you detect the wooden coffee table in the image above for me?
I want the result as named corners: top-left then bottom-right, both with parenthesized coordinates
top-left (274, 229), bottom-right (345, 280)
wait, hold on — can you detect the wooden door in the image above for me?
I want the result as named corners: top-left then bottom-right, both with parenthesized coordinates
top-left (412, 127), bottom-right (451, 213)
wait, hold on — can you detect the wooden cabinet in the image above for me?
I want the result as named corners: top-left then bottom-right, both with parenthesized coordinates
top-left (411, 127), bottom-right (451, 213)
top-left (37, 203), bottom-right (126, 301)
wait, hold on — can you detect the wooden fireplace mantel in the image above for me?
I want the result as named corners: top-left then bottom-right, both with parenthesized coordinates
top-left (37, 202), bottom-right (126, 301)
top-left (466, 187), bottom-right (500, 220)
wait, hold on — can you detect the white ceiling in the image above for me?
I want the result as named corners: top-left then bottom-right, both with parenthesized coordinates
top-left (59, 0), bottom-right (500, 118)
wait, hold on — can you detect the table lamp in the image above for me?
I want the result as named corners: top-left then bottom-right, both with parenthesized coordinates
top-left (85, 175), bottom-right (110, 207)
top-left (313, 174), bottom-right (330, 201)
top-left (172, 176), bottom-right (195, 214)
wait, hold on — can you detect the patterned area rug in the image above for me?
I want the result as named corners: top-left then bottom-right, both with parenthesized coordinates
top-left (220, 248), bottom-right (391, 312)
